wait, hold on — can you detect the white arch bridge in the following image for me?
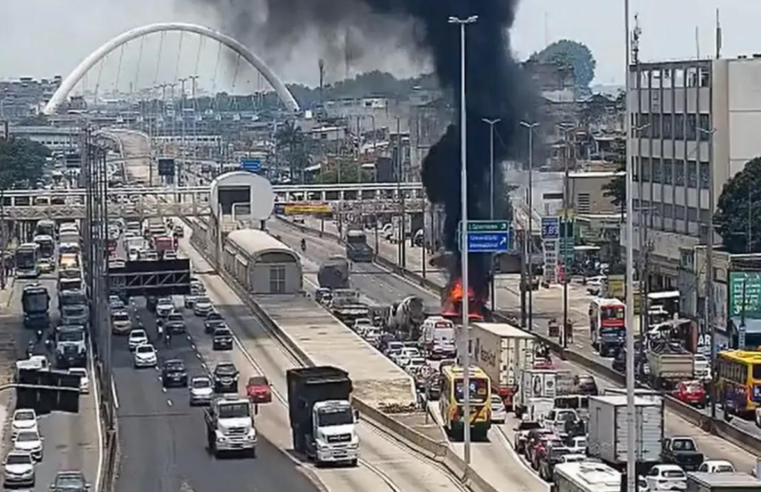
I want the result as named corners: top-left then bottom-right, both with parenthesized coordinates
top-left (43, 22), bottom-right (300, 115)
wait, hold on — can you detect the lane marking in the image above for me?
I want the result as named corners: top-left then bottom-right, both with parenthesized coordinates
top-left (167, 400), bottom-right (173, 407)
top-left (110, 378), bottom-right (120, 410)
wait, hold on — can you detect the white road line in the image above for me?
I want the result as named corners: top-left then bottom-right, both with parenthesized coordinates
top-left (91, 345), bottom-right (105, 492)
top-left (110, 377), bottom-right (120, 410)
top-left (166, 400), bottom-right (173, 407)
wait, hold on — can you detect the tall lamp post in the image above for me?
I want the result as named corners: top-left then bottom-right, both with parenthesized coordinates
top-left (483, 118), bottom-right (501, 313)
top-left (520, 121), bottom-right (539, 333)
top-left (449, 13), bottom-right (478, 466)
top-left (623, 1), bottom-right (637, 491)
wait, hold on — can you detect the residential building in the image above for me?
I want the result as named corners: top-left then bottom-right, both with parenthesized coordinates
top-left (623, 56), bottom-right (761, 291)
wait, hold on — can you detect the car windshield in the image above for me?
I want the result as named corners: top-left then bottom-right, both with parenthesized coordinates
top-left (684, 382), bottom-right (702, 392)
top-left (58, 330), bottom-right (84, 342)
top-left (6, 454), bottom-right (32, 465)
top-left (317, 407), bottom-right (354, 427)
top-left (112, 313), bottom-right (129, 322)
top-left (130, 331), bottom-right (146, 339)
top-left (168, 314), bottom-right (183, 322)
top-left (216, 365), bottom-right (237, 375)
top-left (715, 465), bottom-right (734, 473)
top-left (207, 312), bottom-right (222, 320)
top-left (166, 361), bottom-right (185, 371)
top-left (518, 422), bottom-right (542, 431)
top-left (214, 329), bottom-right (231, 337)
top-left (218, 403), bottom-right (250, 419)
top-left (550, 447), bottom-right (571, 459)
top-left (663, 470), bottom-right (686, 478)
top-left (672, 439), bottom-right (696, 451)
top-left (136, 345), bottom-right (154, 354)
top-left (55, 474), bottom-right (86, 488)
top-left (15, 411), bottom-right (34, 421)
top-left (158, 299), bottom-right (172, 307)
top-left (197, 297), bottom-right (211, 305)
top-left (192, 378), bottom-right (211, 389)
top-left (16, 431), bottom-right (38, 442)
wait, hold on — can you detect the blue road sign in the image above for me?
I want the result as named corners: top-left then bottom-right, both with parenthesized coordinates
top-left (466, 231), bottom-right (510, 253)
top-left (240, 158), bottom-right (261, 172)
top-left (541, 217), bottom-right (560, 240)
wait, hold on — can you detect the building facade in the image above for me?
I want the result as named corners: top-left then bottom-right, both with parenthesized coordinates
top-left (624, 56), bottom-right (761, 290)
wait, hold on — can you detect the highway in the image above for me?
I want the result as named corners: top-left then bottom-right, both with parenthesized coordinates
top-left (268, 218), bottom-right (547, 492)
top-left (175, 227), bottom-right (470, 492)
top-left (8, 273), bottom-right (101, 490)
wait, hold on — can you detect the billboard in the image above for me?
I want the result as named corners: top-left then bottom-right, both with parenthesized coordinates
top-left (283, 203), bottom-right (332, 214)
top-left (729, 271), bottom-right (761, 320)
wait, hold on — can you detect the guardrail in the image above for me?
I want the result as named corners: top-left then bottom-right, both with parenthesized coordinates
top-left (94, 360), bottom-right (119, 492)
top-left (278, 215), bottom-right (761, 458)
top-left (185, 218), bottom-right (499, 492)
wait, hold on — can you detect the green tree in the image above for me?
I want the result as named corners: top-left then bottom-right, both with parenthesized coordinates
top-left (715, 157), bottom-right (761, 253)
top-left (602, 166), bottom-right (626, 214)
top-left (275, 121), bottom-right (312, 182)
top-left (0, 137), bottom-right (51, 189)
top-left (531, 40), bottom-right (597, 94)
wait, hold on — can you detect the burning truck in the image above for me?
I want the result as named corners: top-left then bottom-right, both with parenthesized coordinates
top-left (441, 277), bottom-right (488, 325)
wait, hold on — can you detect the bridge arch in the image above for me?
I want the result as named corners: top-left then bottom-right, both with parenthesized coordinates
top-left (43, 22), bottom-right (300, 115)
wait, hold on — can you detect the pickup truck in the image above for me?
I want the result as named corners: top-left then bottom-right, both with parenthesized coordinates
top-left (661, 436), bottom-right (704, 471)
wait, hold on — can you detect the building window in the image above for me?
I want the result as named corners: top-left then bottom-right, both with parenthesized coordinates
top-left (675, 114), bottom-right (685, 139)
top-left (688, 161), bottom-right (698, 188)
top-left (577, 193), bottom-right (591, 214)
top-left (652, 114), bottom-right (662, 139)
top-left (664, 203), bottom-right (674, 218)
top-left (675, 205), bottom-right (686, 220)
top-left (637, 114), bottom-right (651, 137)
top-left (642, 159), bottom-right (651, 182)
top-left (688, 207), bottom-right (698, 222)
top-left (664, 159), bottom-right (673, 185)
top-left (663, 114), bottom-right (673, 139)
top-left (700, 208), bottom-right (711, 223)
top-left (269, 265), bottom-right (286, 294)
top-left (675, 161), bottom-right (685, 186)
top-left (699, 162), bottom-right (710, 189)
top-left (699, 114), bottom-right (711, 141)
top-left (687, 114), bottom-right (697, 140)
top-left (699, 68), bottom-right (710, 87)
top-left (652, 158), bottom-right (662, 183)
top-left (633, 159), bottom-right (639, 181)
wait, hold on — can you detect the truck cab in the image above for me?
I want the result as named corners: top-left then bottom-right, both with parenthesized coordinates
top-left (55, 325), bottom-right (87, 368)
top-left (345, 230), bottom-right (373, 263)
top-left (204, 395), bottom-right (257, 457)
top-left (286, 366), bottom-right (360, 467)
top-left (59, 289), bottom-right (89, 326)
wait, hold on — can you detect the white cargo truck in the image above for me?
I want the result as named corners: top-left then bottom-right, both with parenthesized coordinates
top-left (587, 395), bottom-right (663, 467)
top-left (471, 322), bottom-right (535, 411)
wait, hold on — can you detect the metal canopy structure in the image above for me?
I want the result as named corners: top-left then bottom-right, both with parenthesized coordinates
top-left (109, 259), bottom-right (192, 297)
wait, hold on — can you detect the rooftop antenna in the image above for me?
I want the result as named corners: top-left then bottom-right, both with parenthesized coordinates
top-left (318, 58), bottom-right (325, 108)
top-left (695, 26), bottom-right (701, 59)
top-left (715, 8), bottom-right (722, 59)
top-left (632, 14), bottom-right (642, 64)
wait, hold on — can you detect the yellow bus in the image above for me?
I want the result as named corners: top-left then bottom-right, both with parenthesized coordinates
top-left (716, 350), bottom-right (761, 417)
top-left (439, 365), bottom-right (492, 439)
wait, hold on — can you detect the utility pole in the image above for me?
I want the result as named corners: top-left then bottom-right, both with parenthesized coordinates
top-left (483, 118), bottom-right (500, 313)
top-left (699, 126), bottom-right (717, 418)
top-left (521, 121), bottom-right (539, 332)
top-left (448, 13), bottom-right (478, 466)
top-left (179, 77), bottom-right (188, 187)
top-left (562, 125), bottom-right (572, 349)
top-left (0, 187), bottom-right (5, 290)
top-left (190, 75), bottom-right (200, 173)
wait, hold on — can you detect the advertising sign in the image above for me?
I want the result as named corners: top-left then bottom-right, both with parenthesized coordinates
top-left (283, 203), bottom-right (332, 214)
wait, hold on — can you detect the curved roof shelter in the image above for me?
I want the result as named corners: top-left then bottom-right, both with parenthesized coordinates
top-left (227, 229), bottom-right (300, 265)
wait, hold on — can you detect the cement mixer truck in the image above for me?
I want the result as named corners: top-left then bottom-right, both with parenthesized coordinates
top-left (387, 296), bottom-right (426, 340)
top-left (318, 256), bottom-right (350, 290)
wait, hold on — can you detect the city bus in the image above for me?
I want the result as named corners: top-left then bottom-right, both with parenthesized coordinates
top-left (716, 350), bottom-right (761, 417)
top-left (589, 298), bottom-right (626, 357)
top-left (439, 365), bottom-right (492, 440)
top-left (553, 461), bottom-right (622, 492)
top-left (15, 243), bottom-right (41, 278)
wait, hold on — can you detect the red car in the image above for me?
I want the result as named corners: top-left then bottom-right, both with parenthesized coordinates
top-left (675, 380), bottom-right (706, 408)
top-left (246, 375), bottom-right (272, 404)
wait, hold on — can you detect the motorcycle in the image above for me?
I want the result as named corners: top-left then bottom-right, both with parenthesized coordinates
top-left (300, 239), bottom-right (307, 252)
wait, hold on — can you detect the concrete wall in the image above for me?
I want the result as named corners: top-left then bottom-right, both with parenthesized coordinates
top-left (569, 173), bottom-right (619, 215)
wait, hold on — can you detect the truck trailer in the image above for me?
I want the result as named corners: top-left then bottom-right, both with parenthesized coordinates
top-left (286, 366), bottom-right (359, 466)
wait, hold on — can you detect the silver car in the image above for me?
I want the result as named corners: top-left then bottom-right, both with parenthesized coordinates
top-left (3, 451), bottom-right (35, 487)
top-left (189, 376), bottom-right (214, 406)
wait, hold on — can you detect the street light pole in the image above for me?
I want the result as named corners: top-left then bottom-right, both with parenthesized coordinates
top-left (449, 13), bottom-right (478, 466)
top-left (520, 121), bottom-right (539, 332)
top-left (699, 126), bottom-right (717, 419)
top-left (624, 1), bottom-right (637, 491)
top-left (483, 118), bottom-right (501, 313)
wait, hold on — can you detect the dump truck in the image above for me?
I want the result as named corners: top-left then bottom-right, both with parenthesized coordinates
top-left (647, 339), bottom-right (695, 390)
top-left (318, 256), bottom-right (350, 289)
top-left (345, 229), bottom-right (373, 263)
top-left (286, 366), bottom-right (359, 466)
top-left (204, 395), bottom-right (257, 457)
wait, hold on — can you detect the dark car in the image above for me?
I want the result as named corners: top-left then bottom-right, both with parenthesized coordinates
top-left (212, 328), bottom-right (233, 351)
top-left (51, 470), bottom-right (88, 492)
top-left (513, 420), bottom-right (543, 454)
top-left (538, 445), bottom-right (572, 481)
top-left (165, 312), bottom-right (186, 334)
top-left (161, 359), bottom-right (188, 388)
top-left (204, 312), bottom-right (225, 334)
top-left (573, 374), bottom-right (599, 396)
top-left (146, 296), bottom-right (158, 313)
top-left (213, 362), bottom-right (239, 393)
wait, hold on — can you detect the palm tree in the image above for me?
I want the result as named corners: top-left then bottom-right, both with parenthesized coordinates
top-left (275, 121), bottom-right (312, 182)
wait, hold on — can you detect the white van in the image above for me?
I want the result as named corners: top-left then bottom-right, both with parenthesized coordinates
top-left (418, 316), bottom-right (456, 359)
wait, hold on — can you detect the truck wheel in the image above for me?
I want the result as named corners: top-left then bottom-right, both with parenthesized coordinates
top-left (350, 459), bottom-right (358, 467)
top-left (250, 448), bottom-right (257, 459)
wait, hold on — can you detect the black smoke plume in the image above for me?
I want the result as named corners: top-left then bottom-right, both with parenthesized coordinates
top-left (191, 0), bottom-right (530, 298)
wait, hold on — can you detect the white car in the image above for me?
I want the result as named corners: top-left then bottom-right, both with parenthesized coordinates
top-left (13, 430), bottom-right (43, 461)
top-left (109, 296), bottom-right (125, 311)
top-left (405, 357), bottom-right (427, 375)
top-left (111, 311), bottom-right (132, 335)
top-left (69, 368), bottom-right (90, 394)
top-left (586, 275), bottom-right (607, 296)
top-left (396, 347), bottom-right (421, 366)
top-left (188, 376), bottom-right (214, 406)
top-left (697, 460), bottom-right (735, 473)
top-left (353, 318), bottom-right (372, 333)
top-left (193, 296), bottom-right (213, 316)
top-left (3, 451), bottom-right (35, 487)
top-left (128, 329), bottom-right (149, 351)
top-left (133, 344), bottom-right (158, 368)
top-left (646, 465), bottom-right (686, 491)
top-left (490, 394), bottom-right (507, 424)
top-left (11, 409), bottom-right (38, 436)
top-left (567, 435), bottom-right (587, 454)
top-left (155, 298), bottom-right (175, 317)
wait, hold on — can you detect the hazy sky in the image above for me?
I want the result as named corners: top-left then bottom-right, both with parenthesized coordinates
top-left (0, 0), bottom-right (757, 93)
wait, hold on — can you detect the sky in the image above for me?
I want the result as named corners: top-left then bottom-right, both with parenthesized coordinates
top-left (0, 0), bottom-right (757, 93)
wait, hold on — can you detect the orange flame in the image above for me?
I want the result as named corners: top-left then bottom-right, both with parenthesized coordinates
top-left (442, 277), bottom-right (485, 322)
